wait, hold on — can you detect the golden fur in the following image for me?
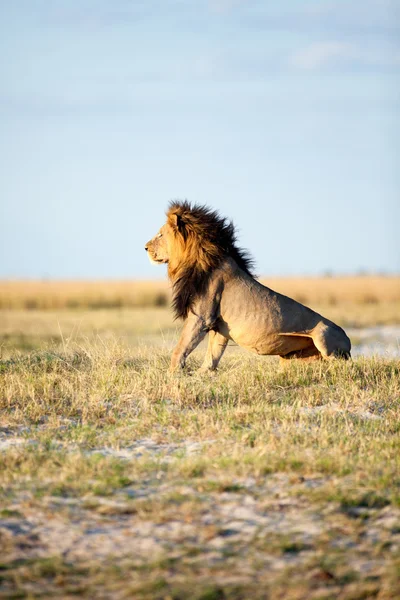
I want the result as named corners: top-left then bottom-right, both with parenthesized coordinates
top-left (145, 201), bottom-right (351, 371)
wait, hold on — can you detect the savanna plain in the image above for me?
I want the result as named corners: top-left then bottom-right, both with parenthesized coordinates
top-left (1, 277), bottom-right (400, 599)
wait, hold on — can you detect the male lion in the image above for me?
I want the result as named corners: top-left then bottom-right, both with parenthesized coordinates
top-left (145, 201), bottom-right (351, 371)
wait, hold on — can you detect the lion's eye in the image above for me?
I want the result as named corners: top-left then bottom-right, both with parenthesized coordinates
top-left (157, 233), bottom-right (163, 238)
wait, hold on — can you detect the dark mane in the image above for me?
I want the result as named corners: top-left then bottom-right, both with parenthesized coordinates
top-left (167, 200), bottom-right (255, 320)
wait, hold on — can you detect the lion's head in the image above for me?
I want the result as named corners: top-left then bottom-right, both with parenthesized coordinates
top-left (144, 221), bottom-right (174, 265)
top-left (145, 201), bottom-right (255, 319)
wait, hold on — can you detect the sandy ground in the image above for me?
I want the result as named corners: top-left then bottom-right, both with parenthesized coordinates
top-left (349, 325), bottom-right (400, 358)
top-left (1, 435), bottom-right (399, 587)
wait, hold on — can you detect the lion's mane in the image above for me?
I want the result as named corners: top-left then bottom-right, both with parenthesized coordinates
top-left (167, 201), bottom-right (255, 320)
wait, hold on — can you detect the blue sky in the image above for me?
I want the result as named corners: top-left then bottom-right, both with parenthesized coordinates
top-left (1, 0), bottom-right (399, 278)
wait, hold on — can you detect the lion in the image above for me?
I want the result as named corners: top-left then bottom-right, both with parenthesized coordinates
top-left (145, 201), bottom-right (351, 371)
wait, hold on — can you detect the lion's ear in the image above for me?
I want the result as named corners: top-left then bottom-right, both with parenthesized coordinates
top-left (168, 213), bottom-right (179, 230)
top-left (169, 213), bottom-right (185, 234)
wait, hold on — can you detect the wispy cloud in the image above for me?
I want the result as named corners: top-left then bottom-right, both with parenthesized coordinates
top-left (290, 40), bottom-right (400, 71)
top-left (241, 0), bottom-right (400, 40)
top-left (38, 0), bottom-right (192, 28)
top-left (39, 0), bottom-right (240, 28)
top-left (208, 0), bottom-right (242, 15)
top-left (290, 42), bottom-right (353, 70)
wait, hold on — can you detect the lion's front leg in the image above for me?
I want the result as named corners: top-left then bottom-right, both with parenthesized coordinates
top-left (199, 330), bottom-right (229, 372)
top-left (170, 314), bottom-right (208, 371)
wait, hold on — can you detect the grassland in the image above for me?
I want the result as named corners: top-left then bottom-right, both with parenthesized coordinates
top-left (1, 276), bottom-right (399, 357)
top-left (1, 275), bottom-right (400, 311)
top-left (0, 277), bottom-right (400, 599)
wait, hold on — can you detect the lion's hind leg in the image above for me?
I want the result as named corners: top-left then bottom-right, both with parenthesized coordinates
top-left (279, 343), bottom-right (322, 363)
top-left (310, 322), bottom-right (351, 360)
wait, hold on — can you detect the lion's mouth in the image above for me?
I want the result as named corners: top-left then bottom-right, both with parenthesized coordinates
top-left (148, 255), bottom-right (168, 265)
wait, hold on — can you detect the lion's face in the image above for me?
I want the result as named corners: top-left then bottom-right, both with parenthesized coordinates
top-left (145, 223), bottom-right (173, 265)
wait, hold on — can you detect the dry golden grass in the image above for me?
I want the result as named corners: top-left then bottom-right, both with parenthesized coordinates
top-left (0, 295), bottom-right (400, 599)
top-left (1, 341), bottom-right (400, 599)
top-left (1, 275), bottom-right (399, 310)
top-left (0, 301), bottom-right (399, 359)
top-left (261, 275), bottom-right (400, 305)
top-left (0, 279), bottom-right (170, 310)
